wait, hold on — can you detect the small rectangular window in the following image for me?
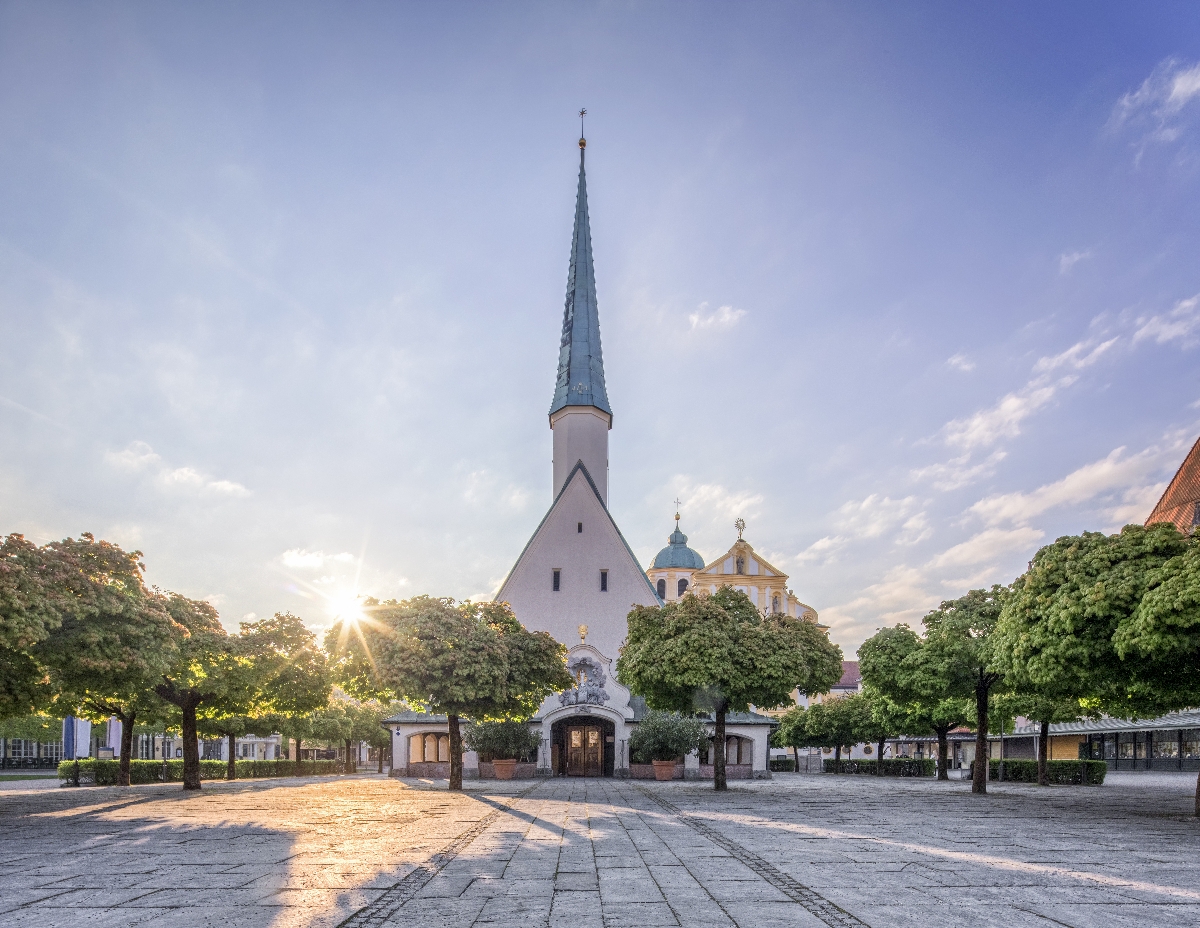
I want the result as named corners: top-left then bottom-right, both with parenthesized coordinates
top-left (578, 522), bottom-right (583, 533)
top-left (552, 569), bottom-right (561, 592)
top-left (600, 570), bottom-right (608, 592)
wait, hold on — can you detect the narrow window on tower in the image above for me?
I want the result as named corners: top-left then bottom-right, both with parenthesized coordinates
top-left (678, 579), bottom-right (688, 597)
top-left (600, 570), bottom-right (608, 592)
top-left (552, 569), bottom-right (561, 592)
top-left (578, 522), bottom-right (583, 533)
top-left (656, 578), bottom-right (666, 600)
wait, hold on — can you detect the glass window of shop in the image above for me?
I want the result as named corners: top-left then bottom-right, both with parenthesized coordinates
top-left (1118, 733), bottom-right (1135, 759)
top-left (1153, 730), bottom-right (1180, 758)
top-left (1183, 730), bottom-right (1199, 760)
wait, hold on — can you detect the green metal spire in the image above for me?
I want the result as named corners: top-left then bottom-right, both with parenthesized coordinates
top-left (550, 140), bottom-right (611, 418)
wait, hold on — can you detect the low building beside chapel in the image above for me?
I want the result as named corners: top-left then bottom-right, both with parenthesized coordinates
top-left (385, 136), bottom-right (821, 780)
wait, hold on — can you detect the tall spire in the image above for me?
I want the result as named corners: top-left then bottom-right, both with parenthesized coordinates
top-left (549, 134), bottom-right (611, 418)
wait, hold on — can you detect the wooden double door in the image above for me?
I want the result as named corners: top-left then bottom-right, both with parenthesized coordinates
top-left (566, 725), bottom-right (603, 777)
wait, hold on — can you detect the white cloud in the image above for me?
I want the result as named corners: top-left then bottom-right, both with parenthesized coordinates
top-left (911, 451), bottom-right (1007, 491)
top-left (820, 565), bottom-right (936, 635)
top-left (689, 303), bottom-right (746, 331)
top-left (1103, 482), bottom-right (1168, 531)
top-left (672, 478), bottom-right (763, 526)
top-left (946, 353), bottom-right (975, 372)
top-left (1058, 250), bottom-right (1091, 274)
top-left (926, 527), bottom-right (1045, 570)
top-left (833, 494), bottom-right (925, 540)
top-left (942, 380), bottom-right (1062, 450)
top-left (941, 338), bottom-right (1116, 452)
top-left (1133, 294), bottom-right (1200, 346)
top-left (794, 534), bottom-right (846, 564)
top-left (795, 495), bottom-right (930, 565)
top-left (104, 441), bottom-right (250, 496)
top-left (1109, 59), bottom-right (1200, 154)
top-left (106, 440), bottom-right (163, 470)
top-left (968, 445), bottom-right (1164, 527)
top-left (280, 549), bottom-right (356, 570)
top-left (1032, 338), bottom-right (1118, 374)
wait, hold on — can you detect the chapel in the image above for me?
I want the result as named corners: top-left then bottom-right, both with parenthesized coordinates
top-left (384, 135), bottom-right (797, 779)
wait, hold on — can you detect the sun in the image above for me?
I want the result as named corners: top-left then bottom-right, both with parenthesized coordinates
top-left (328, 592), bottom-right (367, 625)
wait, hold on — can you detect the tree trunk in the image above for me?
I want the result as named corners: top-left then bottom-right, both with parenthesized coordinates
top-left (1038, 719), bottom-right (1050, 787)
top-left (713, 707), bottom-right (727, 791)
top-left (118, 711), bottom-right (135, 786)
top-left (227, 732), bottom-right (237, 780)
top-left (972, 683), bottom-right (989, 795)
top-left (181, 700), bottom-right (202, 791)
top-left (1194, 767), bottom-right (1199, 817)
top-left (936, 727), bottom-right (949, 781)
top-left (377, 748), bottom-right (383, 774)
top-left (295, 739), bottom-right (303, 775)
top-left (344, 739), bottom-right (354, 774)
top-left (833, 744), bottom-right (841, 773)
top-left (877, 736), bottom-right (886, 774)
top-left (792, 744), bottom-right (799, 772)
top-left (448, 714), bottom-right (463, 791)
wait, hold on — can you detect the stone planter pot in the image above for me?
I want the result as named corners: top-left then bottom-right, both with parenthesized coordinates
top-left (651, 760), bottom-right (676, 781)
top-left (493, 759), bottom-right (517, 780)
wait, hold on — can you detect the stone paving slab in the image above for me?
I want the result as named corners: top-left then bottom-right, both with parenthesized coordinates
top-left (2, 770), bottom-right (1198, 927)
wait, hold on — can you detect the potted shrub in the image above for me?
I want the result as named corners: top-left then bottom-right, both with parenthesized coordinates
top-left (464, 720), bottom-right (540, 779)
top-left (629, 711), bottom-right (707, 781)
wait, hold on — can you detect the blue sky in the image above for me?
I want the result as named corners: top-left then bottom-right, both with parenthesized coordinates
top-left (2, 2), bottom-right (1199, 653)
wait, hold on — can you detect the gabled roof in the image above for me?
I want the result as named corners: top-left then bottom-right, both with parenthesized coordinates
top-left (1146, 434), bottom-right (1200, 533)
top-left (694, 537), bottom-right (789, 583)
top-left (495, 459), bottom-right (662, 605)
top-left (833, 661), bottom-right (861, 690)
top-left (549, 146), bottom-right (611, 419)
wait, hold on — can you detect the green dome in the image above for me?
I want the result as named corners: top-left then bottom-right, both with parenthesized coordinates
top-left (652, 524), bottom-right (705, 570)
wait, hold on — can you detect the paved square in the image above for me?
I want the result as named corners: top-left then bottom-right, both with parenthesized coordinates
top-left (2, 771), bottom-right (1197, 928)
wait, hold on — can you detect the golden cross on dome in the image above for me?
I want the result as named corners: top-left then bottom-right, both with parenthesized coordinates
top-left (735, 517), bottom-right (746, 540)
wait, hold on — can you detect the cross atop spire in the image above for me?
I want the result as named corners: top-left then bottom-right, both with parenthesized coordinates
top-left (550, 129), bottom-right (611, 418)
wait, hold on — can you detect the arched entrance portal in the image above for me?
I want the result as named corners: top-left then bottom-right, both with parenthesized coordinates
top-left (550, 715), bottom-right (616, 777)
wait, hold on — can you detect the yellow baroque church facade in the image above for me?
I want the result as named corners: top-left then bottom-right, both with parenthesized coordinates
top-left (646, 514), bottom-right (825, 630)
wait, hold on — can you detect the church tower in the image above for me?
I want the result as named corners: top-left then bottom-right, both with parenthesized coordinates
top-left (550, 137), bottom-right (612, 505)
top-left (495, 134), bottom-right (660, 660)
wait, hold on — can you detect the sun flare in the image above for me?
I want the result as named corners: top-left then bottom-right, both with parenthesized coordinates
top-left (328, 592), bottom-right (367, 625)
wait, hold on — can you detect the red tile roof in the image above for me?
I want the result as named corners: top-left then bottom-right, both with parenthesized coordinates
top-left (1146, 434), bottom-right (1200, 533)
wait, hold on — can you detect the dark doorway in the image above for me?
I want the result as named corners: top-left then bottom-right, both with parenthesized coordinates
top-left (551, 715), bottom-right (615, 777)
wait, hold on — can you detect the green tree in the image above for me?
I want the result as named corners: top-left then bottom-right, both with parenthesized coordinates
top-left (994, 524), bottom-right (1190, 788)
top-left (1112, 535), bottom-right (1200, 815)
top-left (859, 624), bottom-right (970, 781)
top-left (32, 535), bottom-right (182, 786)
top-left (778, 694), bottom-right (869, 769)
top-left (627, 711), bottom-right (708, 764)
top-left (327, 596), bottom-right (572, 790)
top-left (0, 534), bottom-right (70, 718)
top-left (200, 612), bottom-right (329, 780)
top-left (920, 586), bottom-right (1008, 794)
top-left (154, 595), bottom-right (240, 790)
top-left (617, 587), bottom-right (843, 790)
top-left (859, 686), bottom-right (911, 772)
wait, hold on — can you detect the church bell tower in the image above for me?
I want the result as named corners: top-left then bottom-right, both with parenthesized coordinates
top-left (549, 133), bottom-right (612, 506)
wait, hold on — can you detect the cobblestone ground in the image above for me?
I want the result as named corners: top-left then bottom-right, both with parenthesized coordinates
top-left (2, 771), bottom-right (1197, 928)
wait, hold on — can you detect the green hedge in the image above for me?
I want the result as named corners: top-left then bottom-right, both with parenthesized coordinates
top-left (58, 758), bottom-right (341, 786)
top-left (824, 758), bottom-right (935, 777)
top-left (769, 757), bottom-right (796, 772)
top-left (979, 759), bottom-right (1107, 785)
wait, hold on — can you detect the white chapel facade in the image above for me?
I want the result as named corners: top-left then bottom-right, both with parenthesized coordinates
top-left (384, 137), bottom-right (798, 780)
